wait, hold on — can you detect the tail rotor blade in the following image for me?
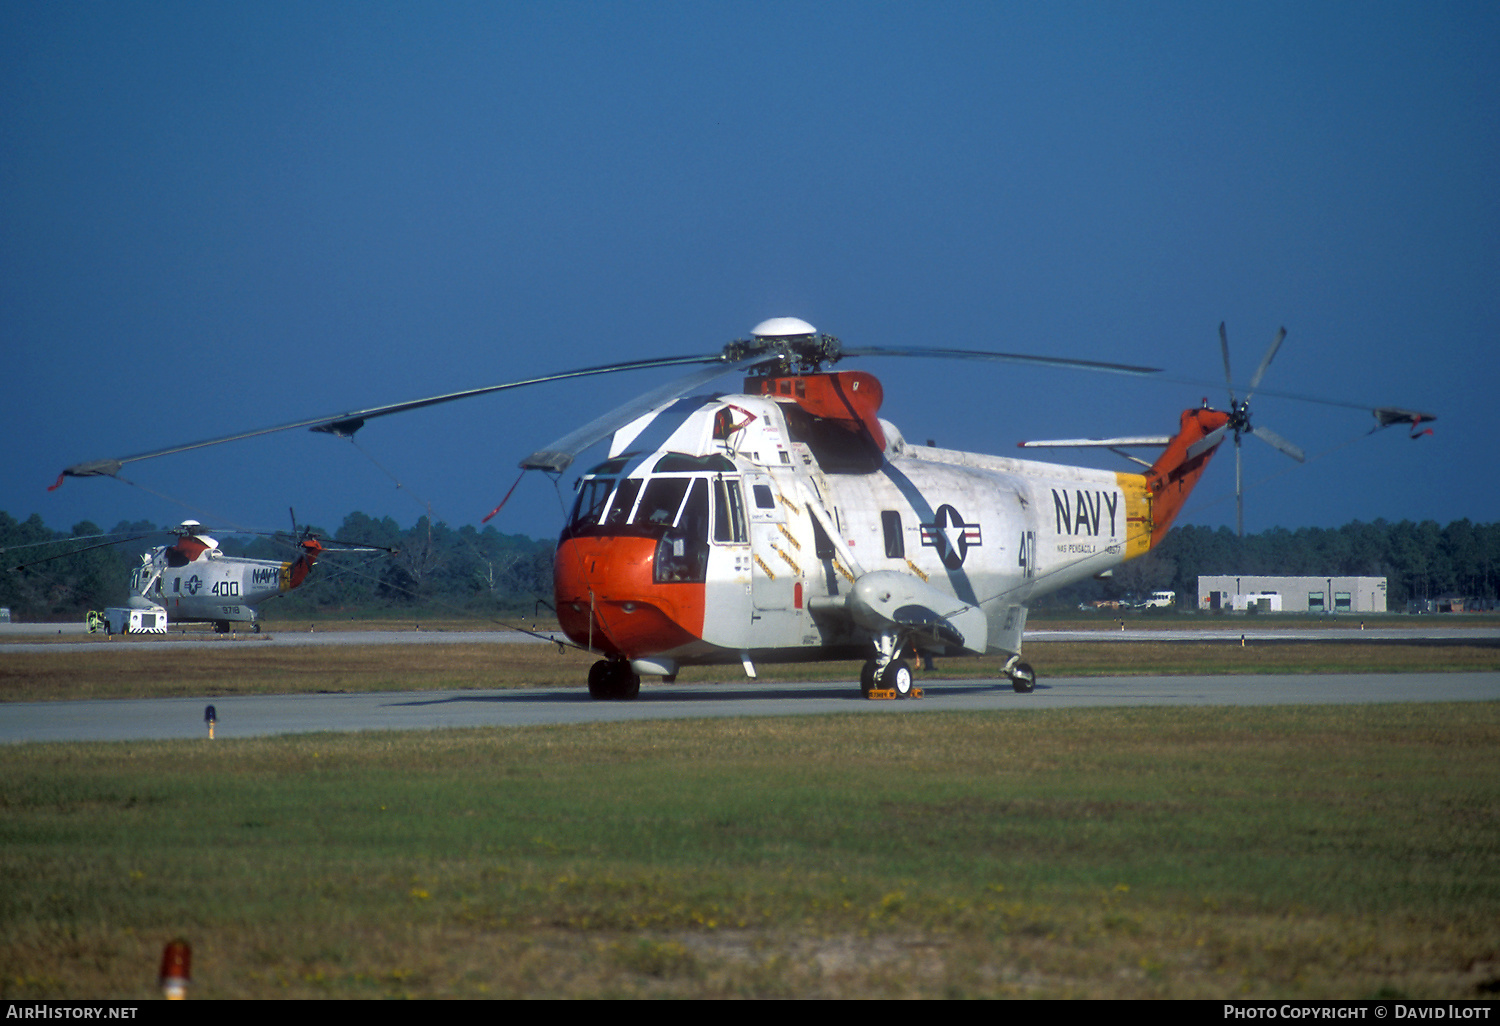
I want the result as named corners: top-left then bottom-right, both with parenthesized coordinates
top-left (1219, 322), bottom-right (1236, 406)
top-left (1186, 423), bottom-right (1231, 460)
top-left (1245, 326), bottom-right (1287, 400)
top-left (1248, 424), bottom-right (1306, 463)
top-left (1235, 439), bottom-right (1245, 537)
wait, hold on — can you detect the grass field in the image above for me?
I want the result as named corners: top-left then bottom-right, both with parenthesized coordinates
top-left (3, 703), bottom-right (1498, 999)
top-left (4, 625), bottom-right (1498, 998)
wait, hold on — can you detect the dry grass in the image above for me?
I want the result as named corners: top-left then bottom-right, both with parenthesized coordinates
top-left (3, 635), bottom-right (1497, 703)
top-left (0, 643), bottom-right (600, 702)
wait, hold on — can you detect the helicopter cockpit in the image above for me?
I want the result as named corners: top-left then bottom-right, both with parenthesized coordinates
top-left (561, 452), bottom-right (749, 584)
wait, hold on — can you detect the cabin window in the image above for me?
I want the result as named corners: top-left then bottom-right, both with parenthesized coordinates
top-left (713, 478), bottom-right (747, 543)
top-left (752, 483), bottom-right (776, 510)
top-left (881, 510), bottom-right (904, 558)
top-left (653, 452), bottom-right (735, 473)
top-left (811, 516), bottom-right (836, 560)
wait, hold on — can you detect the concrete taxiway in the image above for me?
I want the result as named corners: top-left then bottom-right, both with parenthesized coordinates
top-left (3, 673), bottom-right (1497, 745)
top-left (3, 622), bottom-right (1497, 654)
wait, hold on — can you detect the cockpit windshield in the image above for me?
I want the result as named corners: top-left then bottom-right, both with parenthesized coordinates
top-left (560, 457), bottom-right (749, 582)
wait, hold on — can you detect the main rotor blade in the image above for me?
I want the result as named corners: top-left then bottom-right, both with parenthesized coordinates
top-left (55, 352), bottom-right (736, 483)
top-left (838, 345), bottom-right (1160, 376)
top-left (520, 353), bottom-right (779, 472)
top-left (1248, 424), bottom-right (1306, 462)
top-left (1245, 326), bottom-right (1287, 400)
top-left (312, 538), bottom-right (398, 554)
top-left (1373, 407), bottom-right (1438, 429)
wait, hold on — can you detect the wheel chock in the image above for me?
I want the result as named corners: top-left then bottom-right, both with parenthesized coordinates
top-left (864, 687), bottom-right (923, 700)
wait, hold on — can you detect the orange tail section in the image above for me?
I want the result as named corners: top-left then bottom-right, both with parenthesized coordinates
top-left (287, 538), bottom-right (323, 591)
top-left (1141, 407), bottom-right (1232, 549)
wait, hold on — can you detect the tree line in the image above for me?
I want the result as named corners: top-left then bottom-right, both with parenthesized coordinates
top-left (3, 509), bottom-right (1497, 621)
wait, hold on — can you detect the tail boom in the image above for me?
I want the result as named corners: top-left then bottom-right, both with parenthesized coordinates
top-left (1140, 407), bottom-right (1233, 549)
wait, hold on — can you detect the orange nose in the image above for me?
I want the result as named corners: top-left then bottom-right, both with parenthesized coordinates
top-left (554, 535), bottom-right (704, 658)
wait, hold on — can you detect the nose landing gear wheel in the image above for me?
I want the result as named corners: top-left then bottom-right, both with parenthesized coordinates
top-left (882, 659), bottom-right (914, 699)
top-left (588, 660), bottom-right (642, 700)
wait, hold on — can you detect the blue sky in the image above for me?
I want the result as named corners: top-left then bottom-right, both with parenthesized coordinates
top-left (3, 1), bottom-right (1495, 543)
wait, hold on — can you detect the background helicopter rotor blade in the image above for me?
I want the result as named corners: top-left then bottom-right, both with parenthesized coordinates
top-left (6, 534), bottom-right (154, 572)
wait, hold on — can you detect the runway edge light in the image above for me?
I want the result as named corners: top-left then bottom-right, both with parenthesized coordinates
top-left (159, 938), bottom-right (191, 999)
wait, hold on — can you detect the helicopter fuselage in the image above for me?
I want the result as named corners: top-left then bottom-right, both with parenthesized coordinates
top-left (554, 371), bottom-right (1221, 685)
top-left (128, 532), bottom-right (319, 627)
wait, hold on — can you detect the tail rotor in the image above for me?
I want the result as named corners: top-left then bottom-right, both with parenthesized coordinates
top-left (1202, 323), bottom-right (1306, 536)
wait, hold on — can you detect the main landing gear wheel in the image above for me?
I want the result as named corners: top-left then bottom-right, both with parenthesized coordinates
top-left (1009, 662), bottom-right (1037, 694)
top-left (860, 661), bottom-right (878, 698)
top-left (882, 659), bottom-right (915, 699)
top-left (588, 660), bottom-right (641, 701)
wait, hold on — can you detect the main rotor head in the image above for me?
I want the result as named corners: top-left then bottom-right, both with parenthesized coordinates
top-left (724, 317), bottom-right (844, 375)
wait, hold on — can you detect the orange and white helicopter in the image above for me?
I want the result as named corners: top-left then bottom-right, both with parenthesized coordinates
top-left (56, 318), bottom-right (1432, 693)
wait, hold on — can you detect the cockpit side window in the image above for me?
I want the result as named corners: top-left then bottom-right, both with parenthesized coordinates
top-left (713, 477), bottom-right (747, 543)
top-left (654, 478), bottom-right (710, 583)
top-left (568, 477), bottom-right (616, 532)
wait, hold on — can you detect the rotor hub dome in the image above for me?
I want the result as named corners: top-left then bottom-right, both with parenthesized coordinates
top-left (751, 317), bottom-right (817, 339)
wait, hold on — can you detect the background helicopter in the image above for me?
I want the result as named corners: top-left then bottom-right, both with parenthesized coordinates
top-left (7, 517), bottom-right (394, 634)
top-left (56, 318), bottom-right (1431, 690)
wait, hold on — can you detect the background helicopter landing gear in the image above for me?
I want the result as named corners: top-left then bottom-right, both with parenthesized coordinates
top-left (587, 659), bottom-right (641, 701)
top-left (1008, 662), bottom-right (1037, 694)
